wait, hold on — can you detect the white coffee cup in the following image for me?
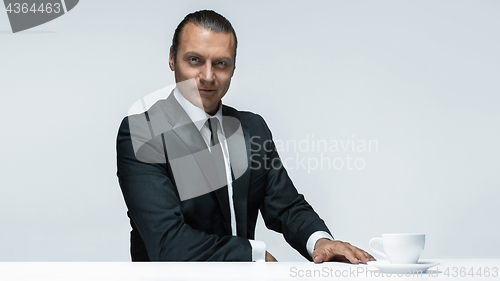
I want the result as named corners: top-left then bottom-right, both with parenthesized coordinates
top-left (369, 233), bottom-right (425, 264)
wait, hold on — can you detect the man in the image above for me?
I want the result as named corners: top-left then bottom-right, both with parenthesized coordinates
top-left (117, 10), bottom-right (375, 263)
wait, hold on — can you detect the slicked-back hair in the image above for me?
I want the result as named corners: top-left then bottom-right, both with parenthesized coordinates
top-left (171, 10), bottom-right (238, 61)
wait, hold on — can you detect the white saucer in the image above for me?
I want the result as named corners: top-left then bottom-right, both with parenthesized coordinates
top-left (367, 260), bottom-right (440, 274)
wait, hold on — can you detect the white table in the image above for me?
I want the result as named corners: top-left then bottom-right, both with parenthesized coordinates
top-left (0, 259), bottom-right (498, 280)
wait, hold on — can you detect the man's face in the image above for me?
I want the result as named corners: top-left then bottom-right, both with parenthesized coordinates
top-left (169, 23), bottom-right (236, 115)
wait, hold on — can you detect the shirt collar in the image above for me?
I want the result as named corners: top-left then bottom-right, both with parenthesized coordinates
top-left (173, 87), bottom-right (223, 133)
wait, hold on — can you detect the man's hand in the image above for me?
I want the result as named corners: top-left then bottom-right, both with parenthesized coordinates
top-left (266, 251), bottom-right (277, 262)
top-left (312, 238), bottom-right (375, 264)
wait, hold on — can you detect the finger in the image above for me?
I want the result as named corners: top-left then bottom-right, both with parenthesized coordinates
top-left (348, 246), bottom-right (367, 261)
top-left (363, 251), bottom-right (376, 261)
top-left (313, 251), bottom-right (324, 263)
top-left (341, 247), bottom-right (360, 264)
top-left (357, 248), bottom-right (376, 261)
top-left (312, 239), bottom-right (331, 263)
top-left (266, 251), bottom-right (278, 262)
top-left (349, 246), bottom-right (370, 264)
top-left (352, 247), bottom-right (377, 264)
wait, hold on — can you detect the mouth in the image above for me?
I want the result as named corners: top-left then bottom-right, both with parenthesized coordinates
top-left (198, 89), bottom-right (216, 93)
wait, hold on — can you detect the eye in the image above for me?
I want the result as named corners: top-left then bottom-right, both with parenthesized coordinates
top-left (188, 57), bottom-right (200, 64)
top-left (215, 61), bottom-right (228, 67)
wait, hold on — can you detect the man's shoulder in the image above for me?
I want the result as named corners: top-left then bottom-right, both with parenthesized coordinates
top-left (118, 97), bottom-right (176, 130)
top-left (222, 105), bottom-right (273, 139)
top-left (222, 104), bottom-right (265, 124)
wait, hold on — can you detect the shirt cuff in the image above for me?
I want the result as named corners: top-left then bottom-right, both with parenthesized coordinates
top-left (306, 231), bottom-right (334, 257)
top-left (248, 240), bottom-right (266, 262)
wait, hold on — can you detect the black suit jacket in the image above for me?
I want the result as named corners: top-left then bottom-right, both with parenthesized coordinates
top-left (116, 94), bottom-right (331, 261)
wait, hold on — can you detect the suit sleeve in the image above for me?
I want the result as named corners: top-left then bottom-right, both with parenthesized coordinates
top-left (116, 117), bottom-right (252, 261)
top-left (255, 115), bottom-right (333, 261)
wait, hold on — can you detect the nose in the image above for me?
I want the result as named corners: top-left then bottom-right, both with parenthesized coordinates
top-left (200, 62), bottom-right (215, 83)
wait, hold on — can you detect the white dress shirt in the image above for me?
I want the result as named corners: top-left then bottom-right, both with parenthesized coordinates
top-left (173, 88), bottom-right (332, 261)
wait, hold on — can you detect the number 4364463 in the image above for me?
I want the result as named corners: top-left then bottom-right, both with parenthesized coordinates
top-left (5, 3), bottom-right (62, 14)
top-left (443, 267), bottom-right (498, 278)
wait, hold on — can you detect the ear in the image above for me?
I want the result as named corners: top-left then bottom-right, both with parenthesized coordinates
top-left (230, 62), bottom-right (236, 77)
top-left (169, 46), bottom-right (175, 71)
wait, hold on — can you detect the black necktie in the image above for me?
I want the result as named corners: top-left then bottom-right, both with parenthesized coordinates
top-left (208, 118), bottom-right (236, 181)
top-left (207, 118), bottom-right (220, 147)
top-left (206, 118), bottom-right (226, 187)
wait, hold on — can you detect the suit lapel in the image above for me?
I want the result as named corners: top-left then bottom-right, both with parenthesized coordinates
top-left (160, 94), bottom-right (232, 234)
top-left (156, 94), bottom-right (251, 236)
top-left (223, 107), bottom-right (251, 238)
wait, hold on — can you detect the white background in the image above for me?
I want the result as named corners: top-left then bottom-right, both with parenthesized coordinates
top-left (0, 0), bottom-right (498, 261)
